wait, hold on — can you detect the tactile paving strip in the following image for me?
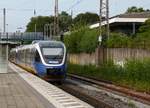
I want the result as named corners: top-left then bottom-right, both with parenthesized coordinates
top-left (9, 63), bottom-right (93, 108)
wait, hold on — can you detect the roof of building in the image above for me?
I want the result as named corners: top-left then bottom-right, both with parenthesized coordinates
top-left (90, 12), bottom-right (150, 29)
top-left (115, 12), bottom-right (150, 18)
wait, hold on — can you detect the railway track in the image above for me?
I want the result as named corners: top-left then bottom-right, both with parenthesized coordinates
top-left (57, 74), bottom-right (150, 108)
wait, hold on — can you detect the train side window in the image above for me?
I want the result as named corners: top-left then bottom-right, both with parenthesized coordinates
top-left (31, 48), bottom-right (35, 61)
top-left (35, 50), bottom-right (40, 62)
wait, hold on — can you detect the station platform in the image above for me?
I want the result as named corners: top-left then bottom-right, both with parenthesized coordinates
top-left (0, 62), bottom-right (93, 108)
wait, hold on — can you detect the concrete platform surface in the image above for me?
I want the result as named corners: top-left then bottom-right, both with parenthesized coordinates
top-left (0, 65), bottom-right (56, 108)
top-left (0, 62), bottom-right (93, 108)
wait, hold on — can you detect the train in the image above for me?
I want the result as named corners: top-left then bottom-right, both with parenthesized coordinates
top-left (9, 40), bottom-right (67, 82)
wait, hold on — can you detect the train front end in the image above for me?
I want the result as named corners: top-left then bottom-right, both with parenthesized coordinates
top-left (35, 41), bottom-right (67, 82)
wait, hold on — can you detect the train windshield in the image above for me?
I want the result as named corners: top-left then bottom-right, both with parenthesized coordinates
top-left (40, 42), bottom-right (64, 64)
top-left (42, 48), bottom-right (63, 56)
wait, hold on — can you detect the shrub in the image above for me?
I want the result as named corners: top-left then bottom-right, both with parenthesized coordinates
top-left (68, 59), bottom-right (150, 92)
top-left (65, 19), bottom-right (150, 53)
top-left (135, 32), bottom-right (150, 49)
top-left (64, 27), bottom-right (99, 53)
top-left (124, 59), bottom-right (150, 91)
top-left (64, 27), bottom-right (87, 53)
top-left (79, 29), bottom-right (99, 53)
top-left (106, 33), bottom-right (132, 48)
top-left (65, 30), bottom-right (135, 54)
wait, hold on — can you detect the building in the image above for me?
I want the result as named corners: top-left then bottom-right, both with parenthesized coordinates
top-left (90, 12), bottom-right (150, 35)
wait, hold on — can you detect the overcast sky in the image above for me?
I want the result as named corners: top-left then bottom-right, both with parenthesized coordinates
top-left (0, 0), bottom-right (150, 32)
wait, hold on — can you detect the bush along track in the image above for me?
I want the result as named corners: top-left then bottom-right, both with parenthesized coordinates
top-left (67, 59), bottom-right (150, 94)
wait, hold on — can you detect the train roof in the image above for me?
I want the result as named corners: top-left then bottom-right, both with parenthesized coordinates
top-left (11, 40), bottom-right (65, 51)
top-left (33, 40), bottom-right (64, 44)
top-left (37, 41), bottom-right (64, 46)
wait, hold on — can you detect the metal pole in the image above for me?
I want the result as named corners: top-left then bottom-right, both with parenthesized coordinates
top-left (99, 0), bottom-right (109, 42)
top-left (49, 24), bottom-right (52, 40)
top-left (54, 0), bottom-right (59, 37)
top-left (3, 8), bottom-right (6, 34)
top-left (35, 24), bottom-right (37, 38)
top-left (50, 24), bottom-right (53, 40)
top-left (132, 22), bottom-right (136, 35)
top-left (44, 24), bottom-right (47, 40)
top-left (45, 24), bottom-right (47, 40)
top-left (6, 44), bottom-right (8, 72)
top-left (97, 0), bottom-right (102, 66)
top-left (44, 24), bottom-right (50, 40)
top-left (54, 0), bottom-right (56, 36)
top-left (44, 25), bottom-right (46, 40)
top-left (106, 0), bottom-right (109, 39)
top-left (34, 9), bottom-right (37, 39)
top-left (6, 32), bottom-right (8, 43)
top-left (71, 10), bottom-right (73, 23)
top-left (46, 24), bottom-right (49, 39)
top-left (98, 0), bottom-right (110, 65)
top-left (99, 0), bottom-right (102, 39)
top-left (43, 27), bottom-right (44, 40)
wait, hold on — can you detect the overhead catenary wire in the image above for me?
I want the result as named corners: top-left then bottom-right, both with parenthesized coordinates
top-left (0, 8), bottom-right (53, 12)
top-left (66, 0), bottom-right (84, 12)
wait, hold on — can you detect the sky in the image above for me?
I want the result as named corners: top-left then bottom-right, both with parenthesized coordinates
top-left (0, 0), bottom-right (150, 32)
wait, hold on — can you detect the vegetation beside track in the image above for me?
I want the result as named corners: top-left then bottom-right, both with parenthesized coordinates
top-left (68, 59), bottom-right (150, 93)
top-left (64, 18), bottom-right (150, 54)
top-left (64, 27), bottom-right (99, 53)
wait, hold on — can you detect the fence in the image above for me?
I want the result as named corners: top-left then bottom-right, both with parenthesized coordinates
top-left (68, 48), bottom-right (150, 66)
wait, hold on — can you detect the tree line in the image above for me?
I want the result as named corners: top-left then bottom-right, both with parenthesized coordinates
top-left (26, 6), bottom-right (150, 33)
top-left (26, 11), bottom-right (99, 33)
top-left (63, 6), bottom-right (150, 53)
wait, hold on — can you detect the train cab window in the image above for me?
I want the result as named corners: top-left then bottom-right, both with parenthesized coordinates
top-left (35, 50), bottom-right (41, 62)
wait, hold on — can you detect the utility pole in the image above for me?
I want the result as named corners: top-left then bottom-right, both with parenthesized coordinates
top-left (98, 0), bottom-right (110, 65)
top-left (71, 10), bottom-right (73, 20)
top-left (34, 9), bottom-right (37, 39)
top-left (99, 0), bottom-right (109, 41)
top-left (3, 8), bottom-right (6, 34)
top-left (54, 0), bottom-right (59, 37)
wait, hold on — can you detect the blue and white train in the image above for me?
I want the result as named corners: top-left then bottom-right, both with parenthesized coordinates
top-left (9, 41), bottom-right (67, 82)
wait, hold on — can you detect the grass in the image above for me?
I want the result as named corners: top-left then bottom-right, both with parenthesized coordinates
top-left (68, 59), bottom-right (150, 93)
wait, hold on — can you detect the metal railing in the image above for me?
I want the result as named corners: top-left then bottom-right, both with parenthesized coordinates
top-left (0, 32), bottom-right (44, 41)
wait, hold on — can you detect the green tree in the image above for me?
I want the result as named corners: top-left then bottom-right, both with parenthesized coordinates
top-left (79, 28), bottom-right (99, 53)
top-left (138, 19), bottom-right (150, 33)
top-left (64, 27), bottom-right (99, 53)
top-left (106, 33), bottom-right (132, 48)
top-left (126, 6), bottom-right (150, 13)
top-left (135, 18), bottom-right (150, 48)
top-left (59, 11), bottom-right (72, 32)
top-left (73, 12), bottom-right (99, 26)
top-left (26, 11), bottom-right (72, 33)
top-left (64, 27), bottom-right (86, 53)
top-left (26, 16), bottom-right (54, 32)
